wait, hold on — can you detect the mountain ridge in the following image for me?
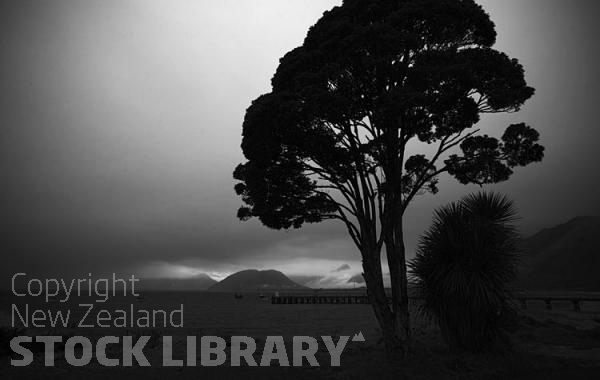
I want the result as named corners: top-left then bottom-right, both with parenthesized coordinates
top-left (518, 215), bottom-right (600, 291)
top-left (208, 269), bottom-right (307, 292)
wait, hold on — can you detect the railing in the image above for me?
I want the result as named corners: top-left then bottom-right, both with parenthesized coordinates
top-left (271, 295), bottom-right (423, 305)
top-left (271, 293), bottom-right (600, 312)
top-left (513, 294), bottom-right (600, 312)
top-left (271, 295), bottom-right (371, 305)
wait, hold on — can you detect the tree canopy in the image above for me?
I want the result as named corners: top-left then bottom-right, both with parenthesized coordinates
top-left (234, 0), bottom-right (543, 248)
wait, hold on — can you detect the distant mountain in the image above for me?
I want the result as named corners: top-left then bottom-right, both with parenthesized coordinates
top-left (208, 269), bottom-right (307, 292)
top-left (518, 216), bottom-right (600, 291)
top-left (137, 274), bottom-right (217, 291)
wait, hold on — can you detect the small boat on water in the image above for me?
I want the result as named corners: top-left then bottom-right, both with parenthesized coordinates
top-left (136, 295), bottom-right (145, 302)
top-left (258, 294), bottom-right (267, 300)
top-left (234, 293), bottom-right (243, 299)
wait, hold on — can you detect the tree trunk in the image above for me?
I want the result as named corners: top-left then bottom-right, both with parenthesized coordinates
top-left (378, 128), bottom-right (410, 353)
top-left (360, 243), bottom-right (399, 350)
top-left (385, 219), bottom-right (410, 350)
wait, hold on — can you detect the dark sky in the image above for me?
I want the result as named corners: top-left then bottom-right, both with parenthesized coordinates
top-left (1, 0), bottom-right (599, 288)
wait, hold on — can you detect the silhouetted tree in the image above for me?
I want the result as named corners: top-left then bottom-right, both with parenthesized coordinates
top-left (409, 192), bottom-right (520, 352)
top-left (234, 0), bottom-right (543, 352)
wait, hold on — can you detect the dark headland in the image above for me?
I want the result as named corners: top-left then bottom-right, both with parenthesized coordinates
top-left (207, 269), bottom-right (307, 292)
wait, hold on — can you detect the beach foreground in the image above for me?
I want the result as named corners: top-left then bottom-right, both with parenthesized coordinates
top-left (1, 292), bottom-right (599, 379)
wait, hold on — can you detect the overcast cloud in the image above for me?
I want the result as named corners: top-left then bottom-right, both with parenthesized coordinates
top-left (1, 0), bottom-right (599, 288)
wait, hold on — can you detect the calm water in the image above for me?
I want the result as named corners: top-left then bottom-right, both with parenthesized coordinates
top-left (1, 291), bottom-right (380, 340)
top-left (2, 290), bottom-right (599, 341)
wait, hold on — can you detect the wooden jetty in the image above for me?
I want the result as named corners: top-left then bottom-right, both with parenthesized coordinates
top-left (514, 293), bottom-right (600, 312)
top-left (271, 292), bottom-right (600, 312)
top-left (271, 294), bottom-right (421, 305)
top-left (271, 295), bottom-right (371, 305)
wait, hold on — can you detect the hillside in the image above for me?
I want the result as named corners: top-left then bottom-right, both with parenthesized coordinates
top-left (518, 216), bottom-right (600, 291)
top-left (137, 274), bottom-right (217, 291)
top-left (208, 269), bottom-right (307, 292)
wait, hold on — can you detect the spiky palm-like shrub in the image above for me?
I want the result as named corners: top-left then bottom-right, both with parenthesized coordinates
top-left (409, 192), bottom-right (520, 352)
